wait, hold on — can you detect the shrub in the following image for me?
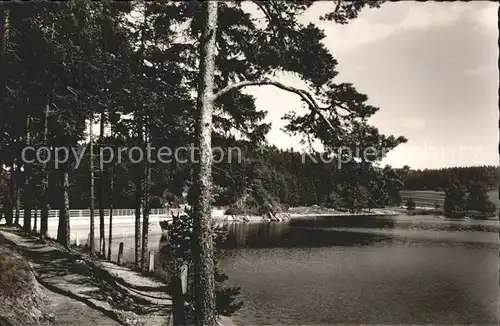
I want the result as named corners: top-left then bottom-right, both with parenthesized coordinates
top-left (281, 203), bottom-right (290, 212)
top-left (161, 211), bottom-right (243, 322)
top-left (406, 197), bottom-right (416, 210)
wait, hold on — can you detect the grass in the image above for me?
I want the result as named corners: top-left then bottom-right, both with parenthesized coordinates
top-left (0, 248), bottom-right (33, 298)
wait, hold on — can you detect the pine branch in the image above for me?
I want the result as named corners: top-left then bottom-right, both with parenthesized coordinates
top-left (212, 79), bottom-right (339, 140)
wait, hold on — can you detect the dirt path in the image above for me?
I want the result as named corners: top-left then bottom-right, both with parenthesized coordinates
top-left (41, 286), bottom-right (121, 326)
top-left (0, 226), bottom-right (235, 326)
top-left (0, 227), bottom-right (172, 325)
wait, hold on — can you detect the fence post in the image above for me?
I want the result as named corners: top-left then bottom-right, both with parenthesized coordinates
top-left (181, 263), bottom-right (188, 294)
top-left (148, 251), bottom-right (155, 272)
top-left (117, 242), bottom-right (124, 265)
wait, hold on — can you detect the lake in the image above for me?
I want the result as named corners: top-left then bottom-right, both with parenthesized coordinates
top-left (115, 214), bottom-right (499, 325)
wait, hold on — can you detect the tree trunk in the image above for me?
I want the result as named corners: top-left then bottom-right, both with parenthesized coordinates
top-left (0, 4), bottom-right (9, 53)
top-left (22, 177), bottom-right (32, 233)
top-left (98, 1), bottom-right (108, 256)
top-left (89, 116), bottom-right (95, 256)
top-left (14, 162), bottom-right (20, 225)
top-left (164, 218), bottom-right (186, 326)
top-left (0, 4), bottom-right (10, 101)
top-left (191, 2), bottom-right (218, 324)
top-left (134, 3), bottom-right (148, 270)
top-left (171, 261), bottom-right (186, 326)
top-left (23, 116), bottom-right (32, 231)
top-left (33, 207), bottom-right (37, 233)
top-left (57, 164), bottom-right (70, 248)
top-left (107, 164), bottom-right (114, 261)
top-left (134, 130), bottom-right (144, 268)
top-left (3, 197), bottom-right (12, 226)
top-left (5, 166), bottom-right (14, 226)
top-left (98, 111), bottom-right (105, 257)
top-left (40, 98), bottom-right (51, 240)
top-left (134, 169), bottom-right (142, 267)
top-left (141, 133), bottom-right (150, 271)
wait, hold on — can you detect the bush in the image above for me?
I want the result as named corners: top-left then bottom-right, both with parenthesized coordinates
top-left (484, 200), bottom-right (496, 215)
top-left (224, 196), bottom-right (260, 216)
top-left (161, 212), bottom-right (243, 322)
top-left (405, 197), bottom-right (416, 210)
top-left (280, 203), bottom-right (290, 212)
top-left (149, 196), bottom-right (165, 209)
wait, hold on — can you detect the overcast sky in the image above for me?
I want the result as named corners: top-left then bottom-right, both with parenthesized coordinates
top-left (243, 1), bottom-right (498, 170)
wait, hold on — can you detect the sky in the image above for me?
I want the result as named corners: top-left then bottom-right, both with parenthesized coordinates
top-left (242, 1), bottom-right (499, 170)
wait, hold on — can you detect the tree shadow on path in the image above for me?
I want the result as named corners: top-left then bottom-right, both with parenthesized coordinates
top-left (0, 229), bottom-right (172, 325)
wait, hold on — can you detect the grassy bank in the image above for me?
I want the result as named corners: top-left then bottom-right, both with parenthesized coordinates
top-left (0, 247), bottom-right (44, 325)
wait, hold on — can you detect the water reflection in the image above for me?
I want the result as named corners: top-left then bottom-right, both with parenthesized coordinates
top-left (219, 216), bottom-right (498, 251)
top-left (288, 215), bottom-right (397, 229)
top-left (220, 221), bottom-right (393, 249)
top-left (214, 215), bottom-right (498, 325)
top-left (289, 214), bottom-right (499, 232)
top-left (141, 214), bottom-right (499, 325)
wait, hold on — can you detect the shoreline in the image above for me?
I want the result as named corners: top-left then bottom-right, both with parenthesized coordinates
top-left (211, 208), bottom-right (401, 223)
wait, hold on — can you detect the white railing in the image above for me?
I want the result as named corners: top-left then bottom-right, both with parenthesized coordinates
top-left (9, 206), bottom-right (226, 244)
top-left (11, 208), bottom-right (186, 220)
top-left (10, 208), bottom-right (187, 243)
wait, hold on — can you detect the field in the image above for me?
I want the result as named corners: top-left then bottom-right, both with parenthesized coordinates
top-left (400, 189), bottom-right (500, 212)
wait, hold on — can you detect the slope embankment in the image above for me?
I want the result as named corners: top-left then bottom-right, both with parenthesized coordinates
top-left (0, 246), bottom-right (45, 325)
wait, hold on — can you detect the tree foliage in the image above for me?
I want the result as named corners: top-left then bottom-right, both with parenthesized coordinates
top-left (443, 182), bottom-right (467, 218)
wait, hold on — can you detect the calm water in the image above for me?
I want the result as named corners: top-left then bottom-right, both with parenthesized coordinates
top-left (117, 214), bottom-right (499, 325)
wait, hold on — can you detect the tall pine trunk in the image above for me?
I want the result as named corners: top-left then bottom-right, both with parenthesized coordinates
top-left (57, 164), bottom-right (70, 248)
top-left (98, 112), bottom-right (105, 257)
top-left (0, 5), bottom-right (10, 101)
top-left (89, 116), bottom-right (95, 256)
top-left (134, 4), bottom-right (148, 269)
top-left (191, 1), bottom-right (218, 324)
top-left (23, 116), bottom-right (32, 231)
top-left (134, 131), bottom-right (143, 268)
top-left (3, 194), bottom-right (12, 226)
top-left (40, 98), bottom-right (51, 240)
top-left (33, 207), bottom-right (37, 233)
top-left (98, 3), bottom-right (107, 256)
top-left (107, 163), bottom-right (114, 261)
top-left (5, 166), bottom-right (14, 225)
top-left (14, 162), bottom-right (20, 225)
top-left (141, 131), bottom-right (150, 271)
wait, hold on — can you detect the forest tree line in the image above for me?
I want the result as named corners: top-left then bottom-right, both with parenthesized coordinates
top-left (1, 145), bottom-right (406, 212)
top-left (401, 166), bottom-right (498, 191)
